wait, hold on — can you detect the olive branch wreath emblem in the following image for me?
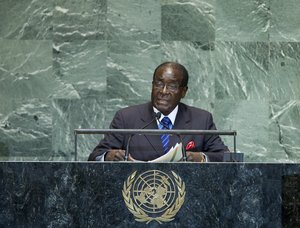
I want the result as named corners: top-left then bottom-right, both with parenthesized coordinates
top-left (122, 170), bottom-right (186, 224)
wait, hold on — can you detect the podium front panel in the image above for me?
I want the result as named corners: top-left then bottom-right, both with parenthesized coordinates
top-left (0, 162), bottom-right (299, 227)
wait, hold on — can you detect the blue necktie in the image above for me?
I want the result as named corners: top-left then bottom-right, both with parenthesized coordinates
top-left (160, 117), bottom-right (172, 153)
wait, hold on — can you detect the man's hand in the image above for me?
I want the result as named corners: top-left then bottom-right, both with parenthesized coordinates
top-left (105, 150), bottom-right (126, 161)
top-left (186, 151), bottom-right (205, 162)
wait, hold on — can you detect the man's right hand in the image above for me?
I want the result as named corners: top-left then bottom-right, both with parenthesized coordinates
top-left (104, 150), bottom-right (126, 161)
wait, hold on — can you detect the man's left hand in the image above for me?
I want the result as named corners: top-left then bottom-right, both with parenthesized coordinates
top-left (186, 151), bottom-right (205, 162)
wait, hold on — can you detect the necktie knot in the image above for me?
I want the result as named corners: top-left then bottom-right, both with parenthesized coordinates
top-left (161, 117), bottom-right (172, 129)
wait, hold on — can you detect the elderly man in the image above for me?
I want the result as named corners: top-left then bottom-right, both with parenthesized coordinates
top-left (88, 62), bottom-right (228, 162)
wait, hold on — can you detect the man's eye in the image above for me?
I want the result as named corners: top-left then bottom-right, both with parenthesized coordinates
top-left (168, 84), bottom-right (178, 90)
top-left (155, 81), bottom-right (164, 87)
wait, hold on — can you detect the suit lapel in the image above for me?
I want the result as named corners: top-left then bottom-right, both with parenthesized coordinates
top-left (170, 103), bottom-right (191, 147)
top-left (139, 103), bottom-right (164, 156)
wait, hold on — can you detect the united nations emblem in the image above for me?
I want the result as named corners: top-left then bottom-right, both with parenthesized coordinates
top-left (122, 170), bottom-right (186, 224)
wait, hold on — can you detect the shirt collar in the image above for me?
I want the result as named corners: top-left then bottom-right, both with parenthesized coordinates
top-left (153, 105), bottom-right (178, 126)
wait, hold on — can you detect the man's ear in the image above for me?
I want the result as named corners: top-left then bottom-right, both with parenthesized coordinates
top-left (181, 86), bottom-right (188, 98)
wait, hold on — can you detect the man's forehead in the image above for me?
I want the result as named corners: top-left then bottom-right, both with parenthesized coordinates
top-left (155, 66), bottom-right (181, 77)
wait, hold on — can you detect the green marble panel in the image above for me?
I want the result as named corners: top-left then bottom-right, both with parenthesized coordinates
top-left (161, 41), bottom-right (215, 100)
top-left (269, 42), bottom-right (300, 100)
top-left (184, 99), bottom-right (214, 114)
top-left (0, 100), bottom-right (52, 160)
top-left (161, 0), bottom-right (215, 41)
top-left (53, 0), bottom-right (107, 41)
top-left (107, 40), bottom-right (161, 100)
top-left (0, 40), bottom-right (52, 73)
top-left (107, 0), bottom-right (161, 40)
top-left (215, 0), bottom-right (269, 41)
top-left (53, 40), bottom-right (107, 99)
top-left (270, 0), bottom-right (300, 41)
top-left (269, 100), bottom-right (300, 162)
top-left (0, 40), bottom-right (56, 116)
top-left (214, 100), bottom-right (270, 162)
top-left (0, 39), bottom-right (57, 160)
top-left (52, 96), bottom-right (106, 161)
top-left (0, 0), bottom-right (52, 40)
top-left (213, 41), bottom-right (270, 100)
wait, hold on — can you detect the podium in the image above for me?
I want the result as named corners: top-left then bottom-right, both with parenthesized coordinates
top-left (0, 162), bottom-right (299, 227)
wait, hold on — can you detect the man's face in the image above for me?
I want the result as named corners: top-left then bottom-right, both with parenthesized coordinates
top-left (151, 65), bottom-right (188, 115)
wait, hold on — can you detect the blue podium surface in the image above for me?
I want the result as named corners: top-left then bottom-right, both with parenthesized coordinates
top-left (0, 162), bottom-right (299, 227)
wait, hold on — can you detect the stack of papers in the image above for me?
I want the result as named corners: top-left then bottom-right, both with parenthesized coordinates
top-left (132, 143), bottom-right (183, 162)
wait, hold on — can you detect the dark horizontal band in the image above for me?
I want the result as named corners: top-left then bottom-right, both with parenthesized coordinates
top-left (74, 129), bottom-right (237, 136)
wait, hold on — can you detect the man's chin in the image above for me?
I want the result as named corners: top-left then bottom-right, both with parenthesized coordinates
top-left (154, 104), bottom-right (170, 115)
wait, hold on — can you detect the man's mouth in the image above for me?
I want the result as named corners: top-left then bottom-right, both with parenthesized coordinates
top-left (156, 98), bottom-right (169, 104)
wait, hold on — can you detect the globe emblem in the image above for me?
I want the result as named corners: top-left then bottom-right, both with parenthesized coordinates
top-left (132, 170), bottom-right (177, 214)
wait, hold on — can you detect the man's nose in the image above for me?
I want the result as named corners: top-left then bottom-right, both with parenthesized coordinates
top-left (162, 85), bottom-right (168, 93)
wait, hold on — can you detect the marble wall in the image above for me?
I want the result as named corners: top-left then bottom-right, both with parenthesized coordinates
top-left (0, 0), bottom-right (299, 161)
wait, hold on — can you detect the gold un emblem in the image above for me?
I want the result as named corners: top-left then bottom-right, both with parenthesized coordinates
top-left (122, 170), bottom-right (186, 224)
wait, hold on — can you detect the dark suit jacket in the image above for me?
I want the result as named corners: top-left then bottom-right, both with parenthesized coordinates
top-left (88, 102), bottom-right (229, 162)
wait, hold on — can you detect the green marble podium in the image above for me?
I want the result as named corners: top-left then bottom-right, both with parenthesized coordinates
top-left (0, 162), bottom-right (299, 227)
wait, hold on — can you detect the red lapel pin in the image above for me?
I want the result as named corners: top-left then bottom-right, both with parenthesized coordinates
top-left (185, 140), bottom-right (195, 150)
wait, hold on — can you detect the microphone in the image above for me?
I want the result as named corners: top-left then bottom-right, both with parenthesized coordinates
top-left (142, 112), bottom-right (161, 129)
top-left (124, 112), bottom-right (161, 161)
top-left (157, 117), bottom-right (187, 162)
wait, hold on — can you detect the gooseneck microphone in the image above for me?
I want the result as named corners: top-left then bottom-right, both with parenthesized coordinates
top-left (157, 117), bottom-right (187, 162)
top-left (124, 112), bottom-right (161, 161)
